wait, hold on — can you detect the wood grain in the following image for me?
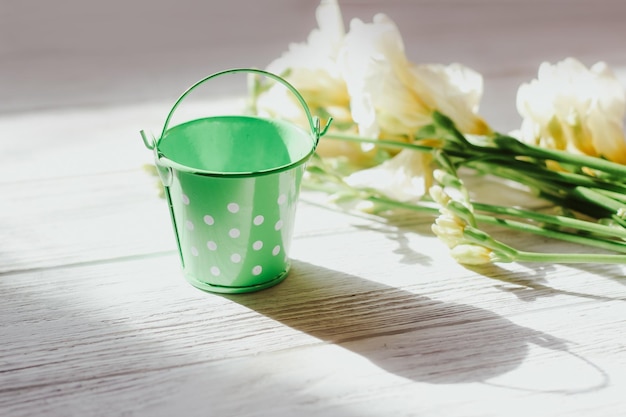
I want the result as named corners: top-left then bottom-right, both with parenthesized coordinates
top-left (2, 1), bottom-right (626, 416)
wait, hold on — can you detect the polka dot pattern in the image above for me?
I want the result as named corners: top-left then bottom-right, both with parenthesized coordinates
top-left (175, 167), bottom-right (302, 288)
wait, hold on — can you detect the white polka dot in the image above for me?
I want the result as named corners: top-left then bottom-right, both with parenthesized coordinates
top-left (185, 220), bottom-right (194, 231)
top-left (274, 220), bottom-right (283, 230)
top-left (182, 194), bottom-right (190, 205)
top-left (253, 215), bottom-right (264, 226)
top-left (229, 228), bottom-right (240, 238)
top-left (272, 245), bottom-right (281, 256)
top-left (211, 266), bottom-right (221, 276)
top-left (230, 253), bottom-right (241, 263)
top-left (203, 215), bottom-right (214, 225)
top-left (277, 194), bottom-right (287, 205)
top-left (252, 241), bottom-right (263, 250)
top-left (227, 203), bottom-right (239, 213)
top-left (207, 241), bottom-right (217, 251)
top-left (191, 246), bottom-right (199, 256)
top-left (252, 265), bottom-right (262, 276)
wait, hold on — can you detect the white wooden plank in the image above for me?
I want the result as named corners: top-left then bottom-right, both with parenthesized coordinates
top-left (0, 170), bottom-right (175, 273)
top-left (3, 341), bottom-right (625, 417)
top-left (2, 224), bottom-right (624, 381)
top-left (0, 99), bottom-right (245, 183)
top-left (2, 2), bottom-right (626, 416)
top-left (0, 166), bottom-right (404, 273)
top-left (1, 253), bottom-right (625, 416)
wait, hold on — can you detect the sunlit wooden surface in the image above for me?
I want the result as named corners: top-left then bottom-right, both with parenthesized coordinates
top-left (2, 1), bottom-right (626, 416)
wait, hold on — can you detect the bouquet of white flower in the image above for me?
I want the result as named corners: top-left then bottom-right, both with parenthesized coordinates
top-left (249, 0), bottom-right (626, 265)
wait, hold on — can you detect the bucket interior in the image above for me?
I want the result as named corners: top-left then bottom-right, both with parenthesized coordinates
top-left (158, 116), bottom-right (314, 174)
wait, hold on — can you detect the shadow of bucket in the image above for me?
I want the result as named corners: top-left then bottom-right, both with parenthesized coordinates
top-left (141, 68), bottom-right (331, 293)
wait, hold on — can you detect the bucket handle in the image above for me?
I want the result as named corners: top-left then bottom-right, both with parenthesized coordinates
top-left (141, 68), bottom-right (332, 150)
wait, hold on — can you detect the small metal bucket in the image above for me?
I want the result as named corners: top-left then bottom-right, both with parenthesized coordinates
top-left (141, 68), bottom-right (330, 293)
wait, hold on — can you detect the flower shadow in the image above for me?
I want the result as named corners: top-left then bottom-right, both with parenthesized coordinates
top-left (350, 219), bottom-right (436, 267)
top-left (224, 260), bottom-right (607, 391)
top-left (465, 262), bottom-right (626, 303)
top-left (348, 212), bottom-right (626, 301)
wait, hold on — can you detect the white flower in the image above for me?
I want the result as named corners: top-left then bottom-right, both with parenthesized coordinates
top-left (429, 185), bottom-right (497, 264)
top-left (449, 244), bottom-right (495, 265)
top-left (258, 0), bottom-right (489, 144)
top-left (516, 58), bottom-right (626, 164)
top-left (431, 212), bottom-right (466, 248)
top-left (429, 185), bottom-right (467, 248)
top-left (257, 0), bottom-right (349, 126)
top-left (412, 63), bottom-right (488, 135)
top-left (344, 149), bottom-right (432, 201)
top-left (338, 13), bottom-right (489, 138)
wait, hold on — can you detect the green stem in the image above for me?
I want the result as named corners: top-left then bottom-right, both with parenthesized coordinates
top-left (464, 160), bottom-right (617, 218)
top-left (474, 213), bottom-right (626, 254)
top-left (323, 132), bottom-right (435, 153)
top-left (366, 195), bottom-right (440, 216)
top-left (492, 134), bottom-right (626, 178)
top-left (573, 187), bottom-right (625, 213)
top-left (472, 202), bottom-right (626, 239)
top-left (595, 188), bottom-right (626, 204)
top-left (514, 251), bottom-right (626, 264)
top-left (432, 115), bottom-right (626, 178)
top-left (361, 192), bottom-right (626, 255)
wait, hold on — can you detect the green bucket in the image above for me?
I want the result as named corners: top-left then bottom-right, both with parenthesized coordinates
top-left (141, 68), bottom-right (330, 293)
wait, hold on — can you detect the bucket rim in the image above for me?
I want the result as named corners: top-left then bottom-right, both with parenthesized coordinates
top-left (156, 115), bottom-right (316, 178)
top-left (157, 148), bottom-right (314, 178)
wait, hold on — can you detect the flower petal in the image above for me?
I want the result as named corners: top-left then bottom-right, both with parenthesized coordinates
top-left (515, 57), bottom-right (626, 164)
top-left (344, 149), bottom-right (430, 201)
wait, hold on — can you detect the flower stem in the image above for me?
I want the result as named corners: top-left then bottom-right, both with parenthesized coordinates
top-left (472, 202), bottom-right (626, 239)
top-left (323, 132), bottom-right (435, 153)
top-left (316, 126), bottom-right (626, 264)
top-left (366, 195), bottom-right (440, 216)
top-left (514, 250), bottom-right (626, 264)
top-left (473, 213), bottom-right (626, 254)
top-left (361, 195), bottom-right (626, 255)
top-left (492, 134), bottom-right (626, 178)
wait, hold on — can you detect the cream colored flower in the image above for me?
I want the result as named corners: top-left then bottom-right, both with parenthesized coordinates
top-left (412, 63), bottom-right (489, 135)
top-left (338, 13), bottom-right (489, 138)
top-left (257, 0), bottom-right (350, 127)
top-left (258, 0), bottom-right (489, 146)
top-left (449, 244), bottom-right (495, 265)
top-left (255, 0), bottom-right (369, 163)
top-left (516, 58), bottom-right (626, 164)
top-left (429, 185), bottom-right (497, 264)
top-left (344, 149), bottom-right (433, 201)
top-left (429, 185), bottom-right (467, 248)
top-left (431, 211), bottom-right (466, 248)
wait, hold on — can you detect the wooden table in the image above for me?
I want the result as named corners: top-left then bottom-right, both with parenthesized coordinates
top-left (2, 1), bottom-right (626, 416)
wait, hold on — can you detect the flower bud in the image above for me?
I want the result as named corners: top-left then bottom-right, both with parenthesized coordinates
top-left (450, 244), bottom-right (495, 265)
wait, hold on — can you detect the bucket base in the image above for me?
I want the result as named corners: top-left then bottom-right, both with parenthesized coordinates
top-left (184, 267), bottom-right (290, 294)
